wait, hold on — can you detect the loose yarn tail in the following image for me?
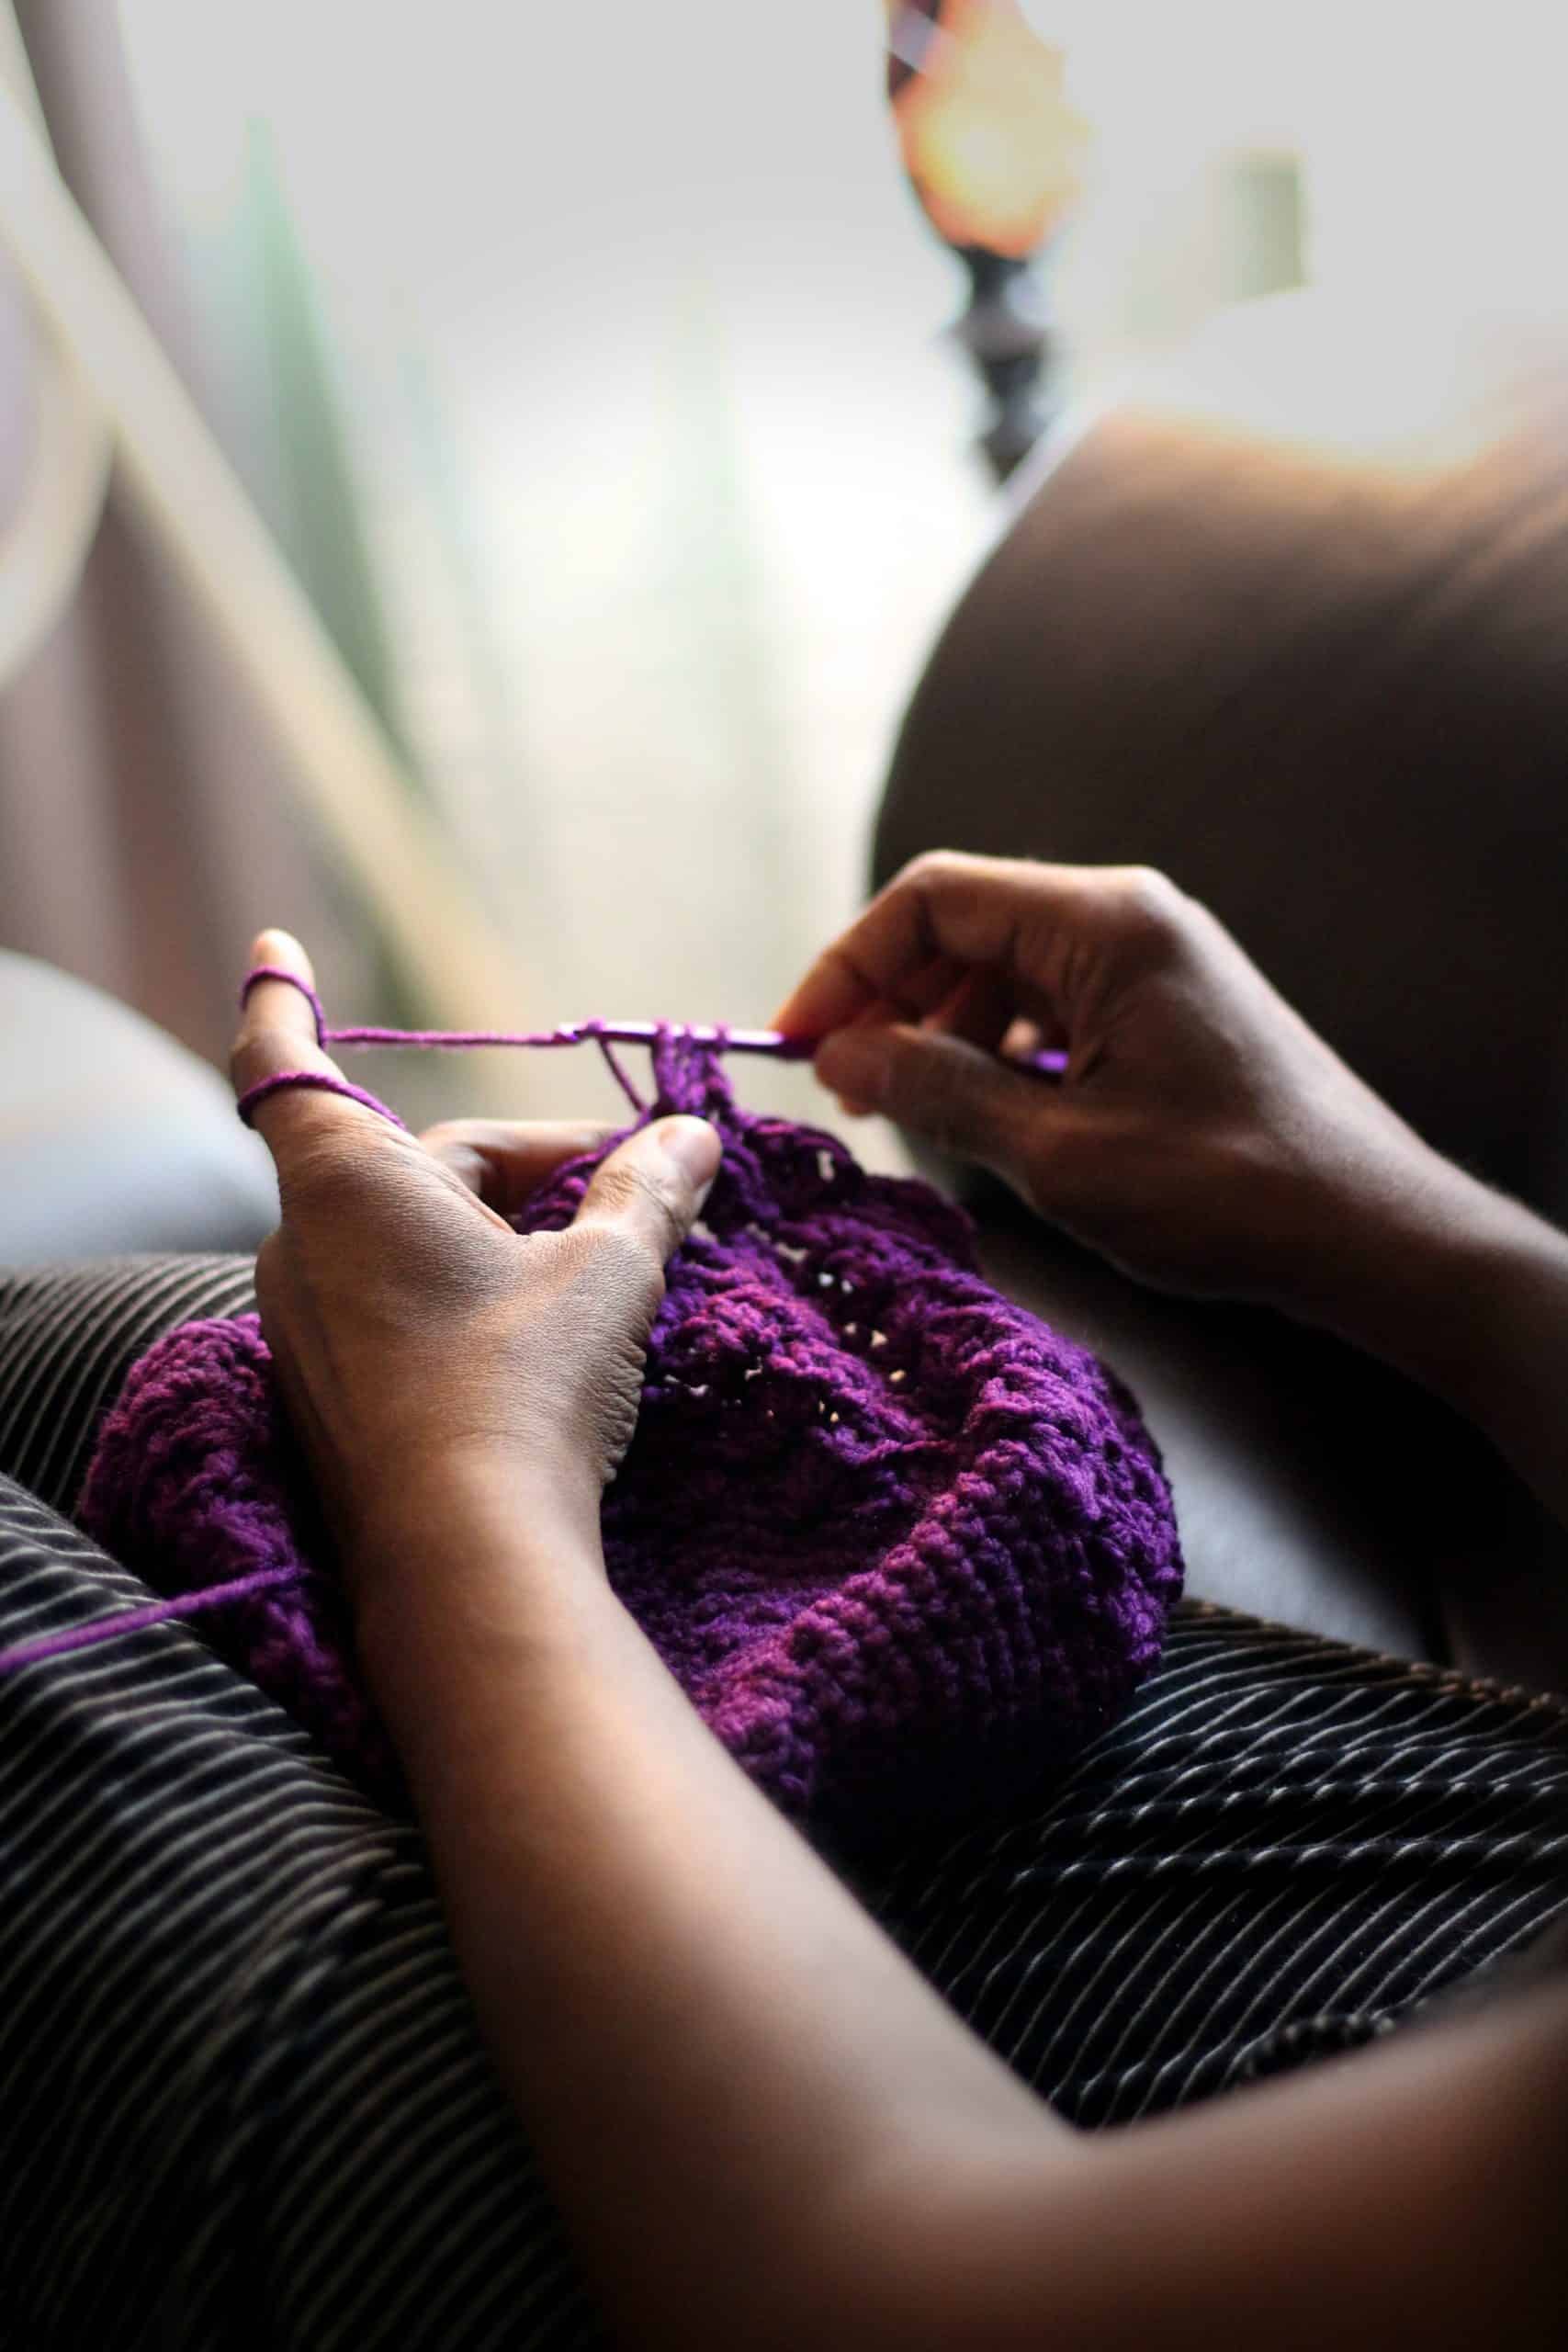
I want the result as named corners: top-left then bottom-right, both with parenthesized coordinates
top-left (0, 1563), bottom-right (304, 1675)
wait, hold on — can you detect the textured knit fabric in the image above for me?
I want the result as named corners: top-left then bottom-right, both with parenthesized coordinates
top-left (76, 1040), bottom-right (1183, 1831)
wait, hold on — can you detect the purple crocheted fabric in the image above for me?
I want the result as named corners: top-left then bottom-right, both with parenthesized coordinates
top-left (80, 1034), bottom-right (1182, 1834)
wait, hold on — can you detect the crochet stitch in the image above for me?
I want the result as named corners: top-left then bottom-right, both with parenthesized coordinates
top-left (77, 1028), bottom-right (1182, 1836)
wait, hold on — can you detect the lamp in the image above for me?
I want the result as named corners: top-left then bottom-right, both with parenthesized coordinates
top-left (885, 0), bottom-right (1089, 479)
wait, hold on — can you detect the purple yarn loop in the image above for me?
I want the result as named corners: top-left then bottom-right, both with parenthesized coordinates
top-left (18, 978), bottom-right (1180, 1835)
top-left (239, 963), bottom-right (329, 1040)
top-left (236, 1069), bottom-right (412, 1131)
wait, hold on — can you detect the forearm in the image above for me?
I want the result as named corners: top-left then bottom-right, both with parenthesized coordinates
top-left (1288, 1147), bottom-right (1568, 1530)
top-left (355, 1457), bottom-right (1568, 2352)
top-left (355, 1469), bottom-right (1066, 2349)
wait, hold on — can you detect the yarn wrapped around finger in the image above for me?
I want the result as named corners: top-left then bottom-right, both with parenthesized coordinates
top-left (78, 1027), bottom-right (1183, 1839)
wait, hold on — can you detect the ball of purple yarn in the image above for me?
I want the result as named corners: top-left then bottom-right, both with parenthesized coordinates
top-left (80, 1034), bottom-right (1183, 1835)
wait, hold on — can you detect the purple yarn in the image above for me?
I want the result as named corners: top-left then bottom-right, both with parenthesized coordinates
top-left (236, 1069), bottom-right (412, 1130)
top-left (233, 967), bottom-right (818, 1127)
top-left (76, 1023), bottom-right (1181, 1833)
top-left (237, 962), bottom-right (818, 1064)
top-left (0, 1564), bottom-right (300, 1674)
top-left (240, 963), bottom-right (331, 1039)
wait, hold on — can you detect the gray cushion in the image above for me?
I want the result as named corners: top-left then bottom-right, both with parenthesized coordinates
top-left (0, 952), bottom-right (276, 1265)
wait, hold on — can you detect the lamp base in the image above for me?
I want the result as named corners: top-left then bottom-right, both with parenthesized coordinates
top-left (952, 245), bottom-right (1056, 483)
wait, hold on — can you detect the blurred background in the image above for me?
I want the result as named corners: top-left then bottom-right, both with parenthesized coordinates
top-left (2, 0), bottom-right (1566, 1141)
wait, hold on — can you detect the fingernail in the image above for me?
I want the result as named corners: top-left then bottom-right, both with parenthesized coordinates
top-left (657, 1116), bottom-right (722, 1203)
top-left (817, 1031), bottom-right (887, 1109)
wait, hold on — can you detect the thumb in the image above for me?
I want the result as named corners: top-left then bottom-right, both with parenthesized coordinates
top-left (572, 1115), bottom-right (722, 1270)
top-left (817, 1023), bottom-right (1043, 1182)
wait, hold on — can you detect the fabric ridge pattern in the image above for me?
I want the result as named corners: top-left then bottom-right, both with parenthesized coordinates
top-left (76, 1036), bottom-right (1183, 1830)
top-left (3, 1259), bottom-right (1568, 2346)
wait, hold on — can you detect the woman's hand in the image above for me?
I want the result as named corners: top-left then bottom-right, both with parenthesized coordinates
top-left (231, 930), bottom-right (720, 1577)
top-left (773, 852), bottom-right (1458, 1321)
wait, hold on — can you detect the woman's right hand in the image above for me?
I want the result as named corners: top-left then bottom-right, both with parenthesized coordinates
top-left (773, 853), bottom-right (1461, 1323)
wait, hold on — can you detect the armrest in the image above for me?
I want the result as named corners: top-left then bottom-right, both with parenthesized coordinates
top-left (871, 285), bottom-right (1568, 1682)
top-left (972, 1199), bottom-right (1445, 1663)
top-left (979, 1202), bottom-right (1568, 1690)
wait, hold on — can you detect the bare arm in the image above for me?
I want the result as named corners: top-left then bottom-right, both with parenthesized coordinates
top-left (774, 852), bottom-right (1568, 1532)
top-left (234, 921), bottom-right (1568, 2351)
top-left (356, 1465), bottom-right (1568, 2352)
top-left (1314, 1165), bottom-right (1568, 1532)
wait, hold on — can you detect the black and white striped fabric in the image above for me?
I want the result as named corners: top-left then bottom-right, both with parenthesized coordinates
top-left (2, 1257), bottom-right (1567, 2346)
top-left (0, 1254), bottom-right (256, 1518)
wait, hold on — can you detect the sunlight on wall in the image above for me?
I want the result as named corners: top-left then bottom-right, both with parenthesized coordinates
top-left (1022, 3), bottom-right (1568, 369)
top-left (112, 0), bottom-right (1568, 1132)
top-left (116, 0), bottom-right (992, 1143)
top-left (1289, 3), bottom-right (1568, 299)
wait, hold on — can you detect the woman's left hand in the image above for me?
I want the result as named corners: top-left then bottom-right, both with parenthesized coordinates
top-left (231, 930), bottom-right (720, 1582)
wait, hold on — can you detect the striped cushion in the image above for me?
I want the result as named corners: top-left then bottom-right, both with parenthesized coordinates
top-left (0, 1255), bottom-right (255, 1518)
top-left (1, 1258), bottom-right (1566, 2343)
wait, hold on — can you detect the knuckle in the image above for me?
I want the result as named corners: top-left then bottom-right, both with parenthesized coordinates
top-left (903, 847), bottom-right (972, 893)
top-left (1114, 865), bottom-right (1182, 925)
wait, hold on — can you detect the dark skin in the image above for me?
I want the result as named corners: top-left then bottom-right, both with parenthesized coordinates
top-left (233, 855), bottom-right (1568, 2350)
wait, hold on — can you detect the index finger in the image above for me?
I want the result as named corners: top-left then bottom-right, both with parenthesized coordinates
top-left (772, 852), bottom-right (1082, 1043)
top-left (231, 928), bottom-right (391, 1151)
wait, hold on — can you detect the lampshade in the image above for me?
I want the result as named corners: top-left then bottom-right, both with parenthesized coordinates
top-left (885, 0), bottom-right (1089, 259)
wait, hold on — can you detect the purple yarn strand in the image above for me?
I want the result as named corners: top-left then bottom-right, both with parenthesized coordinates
top-left (232, 967), bottom-right (817, 1131)
top-left (233, 964), bottom-right (1053, 1075)
top-left (593, 1032), bottom-right (647, 1114)
top-left (320, 1019), bottom-right (815, 1057)
top-left (235, 1069), bottom-right (409, 1130)
top-left (240, 964), bottom-right (328, 1040)
top-left (0, 1564), bottom-right (304, 1675)
top-left (231, 1031), bottom-right (1063, 1133)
